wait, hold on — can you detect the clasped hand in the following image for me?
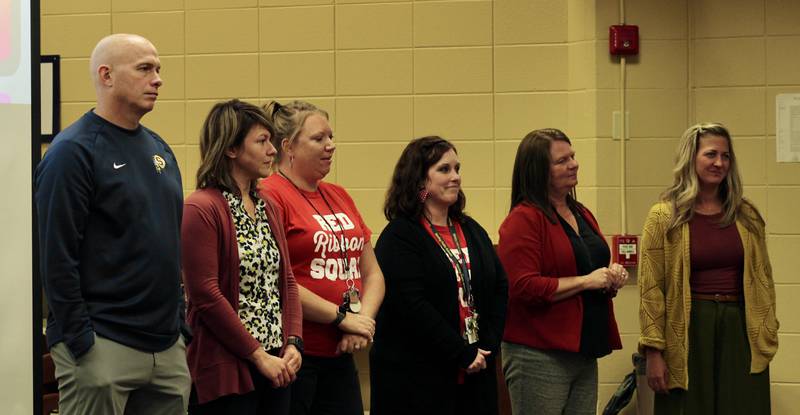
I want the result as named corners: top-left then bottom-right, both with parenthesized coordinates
top-left (336, 312), bottom-right (375, 355)
top-left (585, 263), bottom-right (629, 291)
top-left (249, 348), bottom-right (296, 388)
top-left (338, 312), bottom-right (376, 340)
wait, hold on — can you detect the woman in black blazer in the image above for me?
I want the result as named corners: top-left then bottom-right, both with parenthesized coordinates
top-left (371, 136), bottom-right (508, 415)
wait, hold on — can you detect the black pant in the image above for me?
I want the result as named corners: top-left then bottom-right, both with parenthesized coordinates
top-left (189, 361), bottom-right (291, 415)
top-left (290, 354), bottom-right (363, 415)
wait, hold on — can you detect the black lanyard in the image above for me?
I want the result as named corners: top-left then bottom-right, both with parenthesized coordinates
top-left (278, 171), bottom-right (354, 283)
top-left (424, 216), bottom-right (474, 308)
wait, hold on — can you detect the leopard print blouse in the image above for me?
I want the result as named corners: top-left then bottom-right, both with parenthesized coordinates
top-left (224, 190), bottom-right (283, 350)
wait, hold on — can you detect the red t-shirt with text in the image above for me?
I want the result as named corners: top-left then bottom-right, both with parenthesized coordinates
top-left (262, 174), bottom-right (371, 357)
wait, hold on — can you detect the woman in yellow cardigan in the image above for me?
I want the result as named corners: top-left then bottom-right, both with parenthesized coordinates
top-left (638, 123), bottom-right (778, 415)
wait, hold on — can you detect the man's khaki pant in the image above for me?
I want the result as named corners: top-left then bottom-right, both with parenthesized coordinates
top-left (50, 334), bottom-right (191, 415)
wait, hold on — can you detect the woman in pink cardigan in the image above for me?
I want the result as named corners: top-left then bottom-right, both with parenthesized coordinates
top-left (181, 99), bottom-right (303, 414)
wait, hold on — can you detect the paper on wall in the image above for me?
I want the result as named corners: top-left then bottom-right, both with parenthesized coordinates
top-left (776, 94), bottom-right (800, 163)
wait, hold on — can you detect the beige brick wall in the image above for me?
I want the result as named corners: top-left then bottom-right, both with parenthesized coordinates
top-left (40, 0), bottom-right (799, 412)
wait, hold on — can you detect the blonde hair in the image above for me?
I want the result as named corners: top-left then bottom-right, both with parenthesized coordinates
top-left (196, 99), bottom-right (273, 194)
top-left (661, 122), bottom-right (763, 236)
top-left (263, 100), bottom-right (329, 167)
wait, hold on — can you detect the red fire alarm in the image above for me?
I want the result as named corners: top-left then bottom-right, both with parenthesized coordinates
top-left (609, 25), bottom-right (639, 55)
top-left (612, 235), bottom-right (639, 267)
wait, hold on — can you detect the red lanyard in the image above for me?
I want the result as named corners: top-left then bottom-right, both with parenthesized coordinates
top-left (424, 217), bottom-right (474, 309)
top-left (278, 171), bottom-right (354, 285)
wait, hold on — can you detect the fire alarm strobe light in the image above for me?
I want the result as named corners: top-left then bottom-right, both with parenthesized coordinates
top-left (609, 25), bottom-right (639, 56)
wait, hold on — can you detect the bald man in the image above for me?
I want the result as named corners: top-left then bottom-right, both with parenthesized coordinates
top-left (35, 34), bottom-right (190, 414)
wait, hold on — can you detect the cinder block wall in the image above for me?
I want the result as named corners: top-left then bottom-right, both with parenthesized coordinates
top-left (41, 0), bottom-right (800, 412)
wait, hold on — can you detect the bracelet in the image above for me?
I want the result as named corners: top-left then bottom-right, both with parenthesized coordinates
top-left (331, 310), bottom-right (346, 326)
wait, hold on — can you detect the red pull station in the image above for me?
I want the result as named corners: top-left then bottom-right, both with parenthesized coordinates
top-left (612, 234), bottom-right (639, 267)
top-left (609, 25), bottom-right (639, 55)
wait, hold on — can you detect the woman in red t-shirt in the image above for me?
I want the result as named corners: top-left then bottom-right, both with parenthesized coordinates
top-left (260, 100), bottom-right (385, 415)
top-left (370, 136), bottom-right (508, 415)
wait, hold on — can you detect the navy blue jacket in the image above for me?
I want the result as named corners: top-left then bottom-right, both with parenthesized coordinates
top-left (36, 110), bottom-right (185, 358)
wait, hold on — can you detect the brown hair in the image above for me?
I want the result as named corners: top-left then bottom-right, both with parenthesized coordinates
top-left (510, 128), bottom-right (579, 222)
top-left (384, 136), bottom-right (466, 221)
top-left (196, 99), bottom-right (273, 194)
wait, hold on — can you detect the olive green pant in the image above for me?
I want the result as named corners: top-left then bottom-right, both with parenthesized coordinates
top-left (50, 334), bottom-right (191, 415)
top-left (655, 299), bottom-right (770, 415)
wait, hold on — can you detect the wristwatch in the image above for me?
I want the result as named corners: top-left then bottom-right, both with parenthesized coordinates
top-left (332, 309), bottom-right (346, 327)
top-left (286, 336), bottom-right (304, 355)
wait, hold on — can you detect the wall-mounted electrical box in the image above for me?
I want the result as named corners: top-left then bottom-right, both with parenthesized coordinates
top-left (609, 25), bottom-right (639, 56)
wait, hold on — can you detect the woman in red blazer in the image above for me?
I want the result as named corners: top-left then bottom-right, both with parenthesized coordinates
top-left (181, 100), bottom-right (303, 414)
top-left (497, 129), bottom-right (626, 415)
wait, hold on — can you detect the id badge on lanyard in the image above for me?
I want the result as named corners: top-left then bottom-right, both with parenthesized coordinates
top-left (426, 217), bottom-right (479, 344)
top-left (342, 285), bottom-right (361, 313)
top-left (465, 314), bottom-right (479, 344)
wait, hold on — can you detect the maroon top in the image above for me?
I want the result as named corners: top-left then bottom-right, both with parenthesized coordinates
top-left (497, 202), bottom-right (622, 353)
top-left (182, 188), bottom-right (303, 404)
top-left (689, 212), bottom-right (744, 295)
